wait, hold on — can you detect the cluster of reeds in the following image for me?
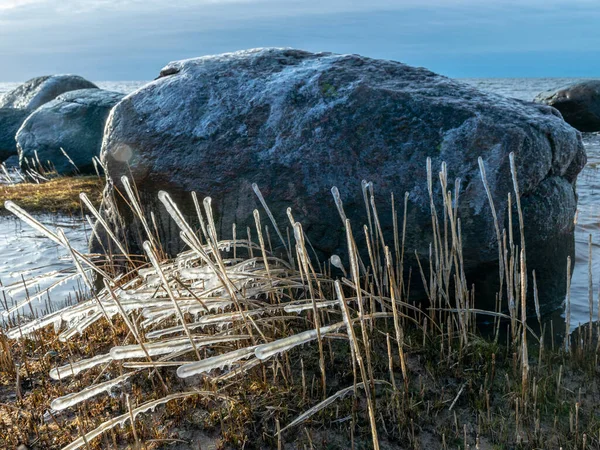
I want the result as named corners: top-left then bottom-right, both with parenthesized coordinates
top-left (1, 153), bottom-right (599, 449)
top-left (1, 148), bottom-right (103, 186)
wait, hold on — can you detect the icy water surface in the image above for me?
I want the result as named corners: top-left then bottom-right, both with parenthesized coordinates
top-left (0, 215), bottom-right (89, 319)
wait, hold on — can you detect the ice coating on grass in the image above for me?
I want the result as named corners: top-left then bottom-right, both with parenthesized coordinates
top-left (1, 272), bottom-right (80, 318)
top-left (330, 186), bottom-right (348, 223)
top-left (110, 335), bottom-right (249, 360)
top-left (5, 309), bottom-right (64, 339)
top-left (177, 346), bottom-right (258, 378)
top-left (158, 191), bottom-right (202, 251)
top-left (283, 300), bottom-right (339, 313)
top-left (330, 254), bottom-right (345, 273)
top-left (58, 311), bottom-right (105, 342)
top-left (61, 391), bottom-right (205, 450)
top-left (50, 372), bottom-right (134, 411)
top-left (254, 322), bottom-right (344, 360)
top-left (49, 353), bottom-right (113, 380)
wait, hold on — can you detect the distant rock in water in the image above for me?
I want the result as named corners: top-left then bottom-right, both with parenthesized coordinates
top-left (99, 48), bottom-right (586, 314)
top-left (0, 108), bottom-right (29, 161)
top-left (16, 89), bottom-right (124, 175)
top-left (534, 81), bottom-right (600, 132)
top-left (0, 74), bottom-right (98, 162)
top-left (0, 75), bottom-right (98, 111)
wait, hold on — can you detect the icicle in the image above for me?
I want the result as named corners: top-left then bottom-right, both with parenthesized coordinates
top-left (283, 300), bottom-right (339, 313)
top-left (255, 323), bottom-right (343, 360)
top-left (61, 391), bottom-right (207, 450)
top-left (110, 335), bottom-right (249, 360)
top-left (49, 353), bottom-right (113, 380)
top-left (51, 372), bottom-right (135, 411)
top-left (177, 346), bottom-right (257, 378)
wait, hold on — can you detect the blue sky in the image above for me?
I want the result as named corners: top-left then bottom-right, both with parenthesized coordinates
top-left (0, 0), bottom-right (599, 81)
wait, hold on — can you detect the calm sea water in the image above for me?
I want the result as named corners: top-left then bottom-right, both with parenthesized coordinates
top-left (0, 78), bottom-right (598, 329)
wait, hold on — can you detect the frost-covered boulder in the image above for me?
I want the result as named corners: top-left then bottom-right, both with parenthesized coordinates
top-left (0, 74), bottom-right (98, 161)
top-left (0, 108), bottom-right (29, 161)
top-left (0, 75), bottom-right (98, 111)
top-left (99, 48), bottom-right (586, 312)
top-left (535, 80), bottom-right (600, 132)
top-left (16, 89), bottom-right (123, 175)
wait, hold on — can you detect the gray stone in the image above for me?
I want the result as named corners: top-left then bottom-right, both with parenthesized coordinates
top-left (0, 108), bottom-right (29, 161)
top-left (534, 80), bottom-right (600, 132)
top-left (0, 75), bottom-right (98, 111)
top-left (16, 89), bottom-right (124, 175)
top-left (99, 48), bottom-right (586, 313)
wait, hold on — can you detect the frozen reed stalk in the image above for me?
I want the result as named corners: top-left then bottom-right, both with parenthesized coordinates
top-left (520, 248), bottom-right (528, 396)
top-left (143, 241), bottom-right (201, 360)
top-left (121, 176), bottom-right (158, 251)
top-left (103, 278), bottom-right (169, 391)
top-left (565, 256), bottom-right (572, 353)
top-left (255, 323), bottom-right (344, 360)
top-left (253, 210), bottom-right (272, 288)
top-left (60, 147), bottom-right (80, 173)
top-left (532, 271), bottom-right (541, 330)
top-left (50, 353), bottom-right (113, 380)
top-left (79, 192), bottom-right (134, 268)
top-left (330, 255), bottom-right (347, 277)
top-left (51, 372), bottom-right (135, 411)
top-left (588, 234), bottom-right (593, 344)
top-left (384, 247), bottom-right (408, 387)
top-left (335, 280), bottom-right (380, 450)
top-left (191, 191), bottom-right (209, 243)
top-left (252, 183), bottom-right (291, 262)
top-left (57, 228), bottom-right (114, 326)
top-left (160, 191), bottom-right (252, 336)
top-left (62, 391), bottom-right (209, 450)
top-left (344, 219), bottom-right (375, 387)
top-left (177, 346), bottom-right (257, 377)
top-left (159, 190), bottom-right (203, 250)
top-left (477, 157), bottom-right (505, 307)
top-left (509, 152), bottom-right (526, 293)
top-left (331, 186), bottom-right (348, 223)
top-left (293, 221), bottom-right (327, 398)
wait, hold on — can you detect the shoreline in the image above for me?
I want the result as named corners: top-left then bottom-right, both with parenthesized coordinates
top-left (0, 176), bottom-right (104, 216)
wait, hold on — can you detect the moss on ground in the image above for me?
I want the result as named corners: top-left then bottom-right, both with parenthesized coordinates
top-left (0, 176), bottom-right (104, 215)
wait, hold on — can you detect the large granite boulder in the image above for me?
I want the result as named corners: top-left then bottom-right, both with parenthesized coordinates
top-left (0, 108), bottom-right (29, 161)
top-left (0, 75), bottom-right (98, 111)
top-left (15, 89), bottom-right (124, 175)
top-left (99, 48), bottom-right (586, 313)
top-left (535, 80), bottom-right (600, 132)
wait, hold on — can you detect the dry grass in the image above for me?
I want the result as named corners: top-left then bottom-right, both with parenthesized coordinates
top-left (1, 155), bottom-right (599, 449)
top-left (0, 176), bottom-right (104, 215)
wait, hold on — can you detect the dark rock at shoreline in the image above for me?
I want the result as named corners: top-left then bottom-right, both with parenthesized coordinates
top-left (0, 74), bottom-right (99, 162)
top-left (16, 89), bottom-right (124, 175)
top-left (534, 81), bottom-right (600, 132)
top-left (0, 108), bottom-right (29, 161)
top-left (98, 48), bottom-right (586, 314)
top-left (0, 75), bottom-right (98, 111)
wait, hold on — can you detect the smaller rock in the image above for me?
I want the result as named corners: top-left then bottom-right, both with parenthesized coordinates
top-left (0, 74), bottom-right (98, 111)
top-left (0, 108), bottom-right (29, 161)
top-left (534, 80), bottom-right (600, 132)
top-left (16, 89), bottom-right (124, 175)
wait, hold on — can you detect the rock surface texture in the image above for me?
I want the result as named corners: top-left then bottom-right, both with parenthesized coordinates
top-left (535, 80), bottom-right (600, 132)
top-left (99, 48), bottom-right (587, 312)
top-left (0, 75), bottom-right (98, 111)
top-left (0, 108), bottom-right (29, 161)
top-left (16, 89), bottom-right (124, 174)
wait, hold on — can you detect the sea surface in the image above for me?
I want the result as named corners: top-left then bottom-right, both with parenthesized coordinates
top-left (0, 78), bottom-right (599, 330)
